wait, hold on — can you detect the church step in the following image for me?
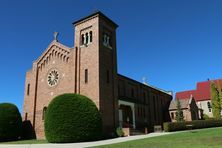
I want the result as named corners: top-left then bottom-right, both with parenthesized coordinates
top-left (130, 129), bottom-right (145, 135)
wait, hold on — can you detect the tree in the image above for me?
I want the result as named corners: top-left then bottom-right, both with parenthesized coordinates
top-left (175, 100), bottom-right (184, 122)
top-left (218, 89), bottom-right (222, 111)
top-left (210, 81), bottom-right (221, 119)
top-left (0, 103), bottom-right (22, 142)
top-left (44, 93), bottom-right (102, 143)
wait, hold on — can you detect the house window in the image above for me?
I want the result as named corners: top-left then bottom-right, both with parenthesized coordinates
top-left (27, 84), bottom-right (30, 95)
top-left (42, 107), bottom-right (47, 120)
top-left (85, 69), bottom-right (88, 83)
top-left (207, 101), bottom-right (212, 112)
top-left (171, 112), bottom-right (174, 119)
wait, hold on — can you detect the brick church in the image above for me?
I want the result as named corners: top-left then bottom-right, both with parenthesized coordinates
top-left (23, 11), bottom-right (172, 139)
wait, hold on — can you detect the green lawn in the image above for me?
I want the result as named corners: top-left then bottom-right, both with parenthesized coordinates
top-left (95, 127), bottom-right (222, 148)
top-left (1, 127), bottom-right (222, 147)
top-left (0, 139), bottom-right (47, 144)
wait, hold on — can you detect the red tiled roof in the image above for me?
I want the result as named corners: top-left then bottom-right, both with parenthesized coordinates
top-left (175, 90), bottom-right (196, 100)
top-left (176, 79), bottom-right (222, 101)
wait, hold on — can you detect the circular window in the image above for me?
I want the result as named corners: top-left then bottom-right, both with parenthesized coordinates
top-left (47, 69), bottom-right (59, 87)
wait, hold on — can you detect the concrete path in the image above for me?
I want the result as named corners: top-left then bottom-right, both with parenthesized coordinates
top-left (0, 132), bottom-right (172, 148)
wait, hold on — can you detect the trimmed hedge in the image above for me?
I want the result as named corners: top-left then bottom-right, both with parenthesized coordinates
top-left (0, 103), bottom-right (22, 142)
top-left (164, 120), bottom-right (222, 132)
top-left (44, 93), bottom-right (102, 143)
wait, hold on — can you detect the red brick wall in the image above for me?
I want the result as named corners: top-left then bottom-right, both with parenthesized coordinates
top-left (117, 75), bottom-right (172, 130)
top-left (23, 41), bottom-right (75, 139)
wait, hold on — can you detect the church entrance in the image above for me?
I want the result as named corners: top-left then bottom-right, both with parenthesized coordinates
top-left (119, 105), bottom-right (133, 127)
top-left (118, 100), bottom-right (136, 128)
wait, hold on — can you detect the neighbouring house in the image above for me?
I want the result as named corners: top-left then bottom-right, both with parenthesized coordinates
top-left (23, 11), bottom-right (172, 139)
top-left (175, 79), bottom-right (222, 118)
top-left (169, 96), bottom-right (200, 122)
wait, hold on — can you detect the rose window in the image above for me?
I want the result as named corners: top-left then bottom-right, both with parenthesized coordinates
top-left (47, 69), bottom-right (59, 86)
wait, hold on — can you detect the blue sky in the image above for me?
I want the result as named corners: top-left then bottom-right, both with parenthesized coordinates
top-left (1, 0), bottom-right (222, 112)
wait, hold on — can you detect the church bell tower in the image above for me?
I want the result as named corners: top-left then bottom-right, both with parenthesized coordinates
top-left (73, 11), bottom-right (119, 133)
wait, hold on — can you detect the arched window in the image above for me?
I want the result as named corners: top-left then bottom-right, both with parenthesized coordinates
top-left (81, 34), bottom-right (84, 45)
top-left (85, 69), bottom-right (88, 83)
top-left (42, 107), bottom-right (47, 120)
top-left (107, 36), bottom-right (110, 45)
top-left (103, 34), bottom-right (107, 45)
top-left (27, 84), bottom-right (30, 95)
top-left (85, 33), bottom-right (89, 44)
top-left (102, 33), bottom-right (112, 48)
top-left (25, 113), bottom-right (28, 120)
top-left (89, 31), bottom-right (92, 43)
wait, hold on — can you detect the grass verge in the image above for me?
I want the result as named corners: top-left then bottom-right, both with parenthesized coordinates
top-left (0, 140), bottom-right (47, 144)
top-left (95, 127), bottom-right (222, 148)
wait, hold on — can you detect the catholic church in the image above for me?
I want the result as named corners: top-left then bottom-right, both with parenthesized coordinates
top-left (23, 11), bottom-right (172, 139)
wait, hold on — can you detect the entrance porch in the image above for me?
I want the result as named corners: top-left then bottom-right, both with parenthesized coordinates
top-left (118, 100), bottom-right (136, 129)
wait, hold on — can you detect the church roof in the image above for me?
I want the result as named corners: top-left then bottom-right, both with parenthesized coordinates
top-left (169, 98), bottom-right (192, 110)
top-left (118, 74), bottom-right (172, 96)
top-left (176, 79), bottom-right (222, 101)
top-left (35, 40), bottom-right (71, 64)
top-left (72, 11), bottom-right (118, 28)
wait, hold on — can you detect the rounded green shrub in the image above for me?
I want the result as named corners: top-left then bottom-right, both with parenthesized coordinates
top-left (116, 127), bottom-right (124, 137)
top-left (44, 93), bottom-right (102, 143)
top-left (0, 103), bottom-right (22, 142)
